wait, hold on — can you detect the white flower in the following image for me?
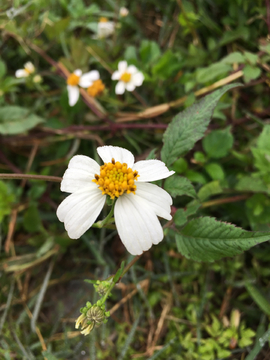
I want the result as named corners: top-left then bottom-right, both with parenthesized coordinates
top-left (33, 75), bottom-right (42, 83)
top-left (111, 61), bottom-right (144, 95)
top-left (66, 69), bottom-right (100, 106)
top-left (97, 18), bottom-right (115, 39)
top-left (119, 7), bottom-right (129, 17)
top-left (57, 146), bottom-right (174, 255)
top-left (15, 61), bottom-right (35, 78)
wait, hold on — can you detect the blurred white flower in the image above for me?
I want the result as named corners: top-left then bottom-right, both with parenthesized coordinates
top-left (33, 75), bottom-right (42, 84)
top-left (111, 61), bottom-right (144, 94)
top-left (66, 69), bottom-right (100, 106)
top-left (15, 62), bottom-right (35, 78)
top-left (119, 7), bottom-right (129, 17)
top-left (57, 145), bottom-right (174, 255)
top-left (97, 17), bottom-right (115, 39)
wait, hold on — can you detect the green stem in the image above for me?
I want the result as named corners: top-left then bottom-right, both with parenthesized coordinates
top-left (0, 173), bottom-right (62, 182)
top-left (101, 254), bottom-right (142, 305)
top-left (93, 201), bottom-right (116, 228)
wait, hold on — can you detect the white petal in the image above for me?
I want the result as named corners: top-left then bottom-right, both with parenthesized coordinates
top-left (74, 69), bottom-right (82, 77)
top-left (79, 70), bottom-right (100, 88)
top-left (132, 72), bottom-right (144, 86)
top-left (118, 60), bottom-right (127, 72)
top-left (67, 85), bottom-right (80, 106)
top-left (24, 62), bottom-right (35, 73)
top-left (111, 70), bottom-right (121, 80)
top-left (114, 194), bottom-right (164, 255)
top-left (61, 155), bottom-right (100, 193)
top-left (56, 184), bottom-right (106, 239)
top-left (125, 81), bottom-right (136, 92)
top-left (136, 182), bottom-right (172, 220)
top-left (127, 65), bottom-right (138, 74)
top-left (15, 69), bottom-right (28, 78)
top-left (115, 81), bottom-right (125, 94)
top-left (133, 160), bottom-right (175, 182)
top-left (97, 22), bottom-right (115, 38)
top-left (97, 146), bottom-right (134, 167)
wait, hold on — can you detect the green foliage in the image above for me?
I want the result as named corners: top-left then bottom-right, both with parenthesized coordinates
top-left (0, 1), bottom-right (270, 358)
top-left (176, 217), bottom-right (270, 262)
top-left (164, 175), bottom-right (196, 199)
top-left (0, 106), bottom-right (44, 135)
top-left (161, 83), bottom-right (240, 166)
top-left (202, 126), bottom-right (234, 159)
top-left (0, 181), bottom-right (15, 222)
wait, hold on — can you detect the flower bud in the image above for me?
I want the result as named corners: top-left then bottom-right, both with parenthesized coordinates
top-left (75, 302), bottom-right (110, 336)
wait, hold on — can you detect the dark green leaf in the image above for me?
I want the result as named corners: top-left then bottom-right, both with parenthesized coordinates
top-left (175, 216), bottom-right (270, 262)
top-left (161, 84), bottom-right (241, 166)
top-left (164, 175), bottom-right (196, 198)
top-left (174, 209), bottom-right (188, 227)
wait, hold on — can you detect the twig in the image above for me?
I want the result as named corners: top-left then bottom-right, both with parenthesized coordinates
top-left (201, 194), bottom-right (250, 208)
top-left (0, 174), bottom-right (62, 182)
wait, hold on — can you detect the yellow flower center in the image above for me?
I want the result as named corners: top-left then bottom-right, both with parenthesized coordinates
top-left (99, 17), bottom-right (108, 23)
top-left (120, 72), bottom-right (131, 83)
top-left (67, 73), bottom-right (80, 86)
top-left (87, 79), bottom-right (105, 97)
top-left (93, 158), bottom-right (139, 199)
top-left (24, 68), bottom-right (32, 74)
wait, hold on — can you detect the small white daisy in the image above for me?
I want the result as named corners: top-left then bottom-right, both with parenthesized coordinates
top-left (119, 7), bottom-right (129, 17)
top-left (97, 17), bottom-right (115, 39)
top-left (57, 146), bottom-right (174, 255)
top-left (66, 69), bottom-right (100, 106)
top-left (15, 62), bottom-right (35, 78)
top-left (111, 61), bottom-right (144, 95)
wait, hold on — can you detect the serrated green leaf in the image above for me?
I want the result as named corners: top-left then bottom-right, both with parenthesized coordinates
top-left (175, 216), bottom-right (270, 262)
top-left (245, 282), bottom-right (270, 316)
top-left (174, 209), bottom-right (188, 227)
top-left (164, 175), bottom-right (196, 198)
top-left (0, 106), bottom-right (44, 135)
top-left (161, 83), bottom-right (241, 166)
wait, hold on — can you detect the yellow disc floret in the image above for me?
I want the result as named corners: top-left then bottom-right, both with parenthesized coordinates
top-left (120, 72), bottom-right (131, 83)
top-left (87, 79), bottom-right (105, 97)
top-left (67, 73), bottom-right (80, 86)
top-left (99, 17), bottom-right (108, 23)
top-left (93, 158), bottom-right (139, 199)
